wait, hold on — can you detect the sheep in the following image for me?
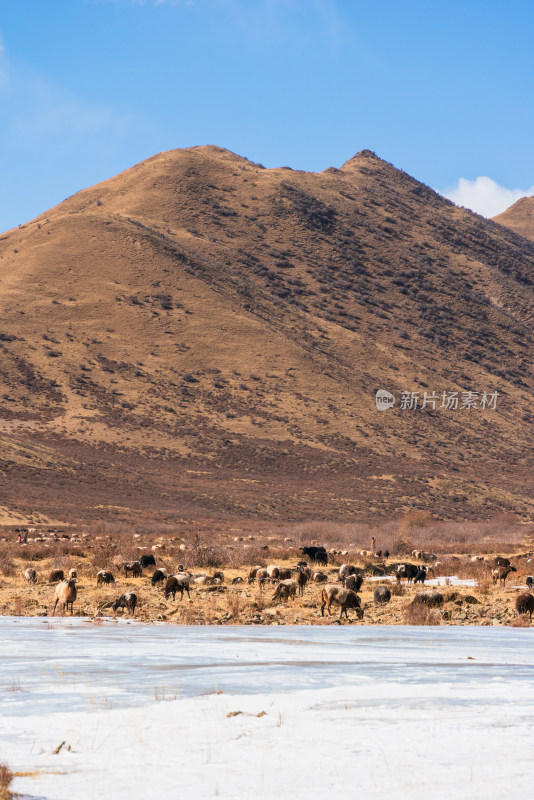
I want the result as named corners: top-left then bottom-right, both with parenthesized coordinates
top-left (526, 576), bottom-right (534, 590)
top-left (266, 565), bottom-right (280, 581)
top-left (139, 554), bottom-right (156, 569)
top-left (492, 566), bottom-right (517, 586)
top-left (24, 567), bottom-right (37, 584)
top-left (296, 566), bottom-right (308, 596)
top-left (321, 585), bottom-right (363, 619)
top-left (414, 566), bottom-right (427, 584)
top-left (248, 565), bottom-right (263, 584)
top-left (151, 568), bottom-right (168, 587)
top-left (312, 571), bottom-right (328, 582)
top-left (255, 568), bottom-right (269, 589)
top-left (278, 568), bottom-right (293, 580)
top-left (338, 564), bottom-right (359, 582)
top-left (164, 575), bottom-right (190, 601)
top-left (344, 574), bottom-right (363, 592)
top-left (374, 585), bottom-right (391, 605)
top-left (122, 561), bottom-right (142, 578)
top-left (68, 568), bottom-right (77, 580)
top-left (272, 579), bottom-right (297, 602)
top-left (52, 579), bottom-right (77, 615)
top-left (113, 592), bottom-right (137, 616)
top-left (493, 556), bottom-right (511, 568)
top-left (515, 593), bottom-right (534, 620)
top-left (412, 590), bottom-right (444, 607)
top-left (212, 571), bottom-right (225, 582)
top-left (48, 569), bottom-right (64, 583)
top-left (232, 576), bottom-right (244, 584)
top-left (96, 570), bottom-right (115, 586)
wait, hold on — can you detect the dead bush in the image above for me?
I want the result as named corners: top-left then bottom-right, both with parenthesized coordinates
top-left (511, 616), bottom-right (531, 628)
top-left (0, 761), bottom-right (13, 800)
top-left (0, 554), bottom-right (15, 577)
top-left (403, 602), bottom-right (441, 626)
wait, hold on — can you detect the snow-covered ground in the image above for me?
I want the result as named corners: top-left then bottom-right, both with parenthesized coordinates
top-left (3, 620), bottom-right (534, 799)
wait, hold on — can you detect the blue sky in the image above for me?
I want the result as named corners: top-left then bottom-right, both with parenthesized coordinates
top-left (0, 0), bottom-right (533, 231)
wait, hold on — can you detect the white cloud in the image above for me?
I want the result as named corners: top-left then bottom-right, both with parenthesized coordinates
top-left (443, 176), bottom-right (534, 219)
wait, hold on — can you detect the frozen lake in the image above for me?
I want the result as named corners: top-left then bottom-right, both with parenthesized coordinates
top-left (3, 619), bottom-right (534, 798)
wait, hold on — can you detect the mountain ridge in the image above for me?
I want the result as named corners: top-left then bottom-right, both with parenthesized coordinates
top-left (0, 145), bottom-right (533, 526)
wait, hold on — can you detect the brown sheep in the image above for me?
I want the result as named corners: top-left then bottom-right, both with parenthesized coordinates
top-left (256, 568), bottom-right (269, 589)
top-left (248, 565), bottom-right (263, 584)
top-left (122, 561), bottom-right (142, 578)
top-left (344, 574), bottom-right (364, 592)
top-left (492, 566), bottom-right (517, 586)
top-left (312, 571), bottom-right (328, 582)
top-left (68, 568), bottom-right (77, 580)
top-left (24, 567), bottom-right (37, 584)
top-left (52, 579), bottom-right (77, 615)
top-left (164, 575), bottom-right (190, 601)
top-left (48, 569), bottom-right (64, 583)
top-left (296, 566), bottom-right (308, 596)
top-left (266, 565), bottom-right (280, 581)
top-left (321, 585), bottom-right (363, 619)
top-left (113, 592), bottom-right (137, 616)
top-left (516, 593), bottom-right (534, 620)
top-left (272, 579), bottom-right (297, 602)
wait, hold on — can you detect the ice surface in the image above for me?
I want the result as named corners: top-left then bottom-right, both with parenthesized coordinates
top-left (2, 620), bottom-right (534, 799)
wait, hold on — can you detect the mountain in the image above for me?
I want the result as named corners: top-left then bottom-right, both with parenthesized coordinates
top-left (0, 145), bottom-right (533, 527)
top-left (493, 196), bottom-right (534, 241)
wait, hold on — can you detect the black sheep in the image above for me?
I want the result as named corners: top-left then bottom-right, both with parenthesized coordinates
top-left (140, 554), bottom-right (156, 569)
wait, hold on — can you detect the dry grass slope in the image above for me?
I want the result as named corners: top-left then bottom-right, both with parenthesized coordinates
top-left (0, 145), bottom-right (533, 525)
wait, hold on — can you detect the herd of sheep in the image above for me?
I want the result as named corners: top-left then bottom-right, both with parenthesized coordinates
top-left (19, 544), bottom-right (534, 623)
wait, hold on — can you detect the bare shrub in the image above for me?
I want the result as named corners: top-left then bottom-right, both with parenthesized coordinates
top-left (390, 583), bottom-right (405, 597)
top-left (403, 603), bottom-right (441, 626)
top-left (0, 554), bottom-right (15, 577)
top-left (511, 616), bottom-right (530, 628)
top-left (0, 761), bottom-right (13, 799)
top-left (226, 592), bottom-right (242, 622)
top-left (189, 535), bottom-right (224, 568)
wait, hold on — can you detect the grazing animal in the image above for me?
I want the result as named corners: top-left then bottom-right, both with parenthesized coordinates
top-left (312, 571), bottom-right (328, 582)
top-left (24, 567), bottom-right (37, 584)
top-left (516, 593), bottom-right (534, 620)
top-left (321, 585), bottom-right (363, 619)
top-left (374, 585), bottom-right (391, 605)
top-left (526, 576), bottom-right (534, 590)
top-left (96, 570), bottom-right (115, 586)
top-left (164, 575), bottom-right (190, 600)
top-left (338, 564), bottom-right (359, 582)
top-left (139, 554), bottom-right (156, 569)
top-left (123, 561), bottom-right (142, 578)
top-left (296, 566), bottom-right (308, 596)
top-left (151, 568), bottom-right (168, 587)
top-left (248, 565), bottom-right (263, 584)
top-left (68, 568), bottom-right (77, 580)
top-left (232, 576), bottom-right (244, 584)
top-left (344, 574), bottom-right (363, 592)
top-left (212, 571), bottom-right (225, 582)
top-left (278, 568), bottom-right (292, 580)
top-left (113, 592), bottom-right (137, 615)
top-left (492, 566), bottom-right (517, 586)
top-left (49, 569), bottom-right (65, 583)
top-left (493, 556), bottom-right (511, 568)
top-left (52, 579), bottom-right (77, 615)
top-left (266, 565), bottom-right (280, 581)
top-left (272, 579), bottom-right (297, 602)
top-left (395, 563), bottom-right (419, 584)
top-left (383, 550), bottom-right (390, 559)
top-left (299, 546), bottom-right (328, 566)
top-left (255, 568), bottom-right (269, 589)
top-left (414, 566), bottom-right (427, 584)
top-left (412, 591), bottom-right (444, 607)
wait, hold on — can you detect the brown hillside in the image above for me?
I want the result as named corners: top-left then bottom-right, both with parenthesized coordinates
top-left (0, 145), bottom-right (533, 526)
top-left (493, 196), bottom-right (534, 241)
